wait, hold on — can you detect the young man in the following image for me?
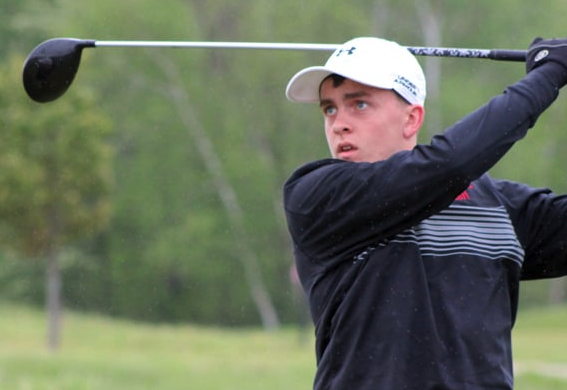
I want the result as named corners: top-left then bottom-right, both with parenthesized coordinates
top-left (283, 37), bottom-right (567, 389)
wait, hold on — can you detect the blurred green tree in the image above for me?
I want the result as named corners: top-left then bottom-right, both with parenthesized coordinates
top-left (0, 55), bottom-right (114, 350)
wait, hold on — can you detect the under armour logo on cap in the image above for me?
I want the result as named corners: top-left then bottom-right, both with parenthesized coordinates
top-left (335, 46), bottom-right (356, 57)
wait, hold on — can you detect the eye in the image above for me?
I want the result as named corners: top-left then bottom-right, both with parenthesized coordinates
top-left (355, 101), bottom-right (368, 110)
top-left (322, 105), bottom-right (337, 116)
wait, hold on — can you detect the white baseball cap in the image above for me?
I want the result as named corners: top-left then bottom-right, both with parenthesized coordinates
top-left (285, 37), bottom-right (426, 106)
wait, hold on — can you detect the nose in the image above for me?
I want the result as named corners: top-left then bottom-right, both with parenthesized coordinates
top-left (332, 111), bottom-right (352, 134)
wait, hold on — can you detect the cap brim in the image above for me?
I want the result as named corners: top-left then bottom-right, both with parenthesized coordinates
top-left (285, 66), bottom-right (334, 103)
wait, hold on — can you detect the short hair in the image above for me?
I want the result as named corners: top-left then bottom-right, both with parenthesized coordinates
top-left (319, 73), bottom-right (411, 104)
top-left (322, 74), bottom-right (346, 89)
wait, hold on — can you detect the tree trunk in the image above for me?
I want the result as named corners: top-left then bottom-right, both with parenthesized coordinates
top-left (46, 248), bottom-right (61, 351)
top-left (415, 0), bottom-right (443, 137)
top-left (549, 279), bottom-right (567, 304)
top-left (149, 55), bottom-right (280, 330)
top-left (45, 146), bottom-right (63, 351)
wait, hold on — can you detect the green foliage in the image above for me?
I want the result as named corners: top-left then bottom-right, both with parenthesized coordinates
top-left (0, 55), bottom-right (113, 257)
top-left (1, 0), bottom-right (566, 326)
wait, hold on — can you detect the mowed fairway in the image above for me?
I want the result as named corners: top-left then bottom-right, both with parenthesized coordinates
top-left (0, 302), bottom-right (315, 390)
top-left (513, 305), bottom-right (567, 390)
top-left (0, 302), bottom-right (565, 389)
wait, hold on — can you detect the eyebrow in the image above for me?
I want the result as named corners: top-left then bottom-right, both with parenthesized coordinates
top-left (319, 90), bottom-right (371, 107)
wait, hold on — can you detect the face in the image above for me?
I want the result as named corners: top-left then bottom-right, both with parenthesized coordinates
top-left (319, 77), bottom-right (424, 163)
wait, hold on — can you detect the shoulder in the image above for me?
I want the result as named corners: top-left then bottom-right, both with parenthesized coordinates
top-left (283, 158), bottom-right (352, 197)
top-left (285, 158), bottom-right (344, 183)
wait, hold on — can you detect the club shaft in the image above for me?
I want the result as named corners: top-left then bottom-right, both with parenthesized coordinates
top-left (95, 41), bottom-right (340, 51)
top-left (93, 40), bottom-right (527, 62)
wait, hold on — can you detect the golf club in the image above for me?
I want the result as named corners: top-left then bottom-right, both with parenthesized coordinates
top-left (22, 37), bottom-right (528, 103)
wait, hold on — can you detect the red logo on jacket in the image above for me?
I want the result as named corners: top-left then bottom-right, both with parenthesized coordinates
top-left (455, 185), bottom-right (474, 201)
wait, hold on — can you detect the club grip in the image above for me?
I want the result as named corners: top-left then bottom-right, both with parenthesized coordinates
top-left (488, 49), bottom-right (527, 62)
top-left (407, 46), bottom-right (527, 62)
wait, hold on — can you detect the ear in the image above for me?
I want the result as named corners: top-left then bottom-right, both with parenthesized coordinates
top-left (402, 105), bottom-right (425, 139)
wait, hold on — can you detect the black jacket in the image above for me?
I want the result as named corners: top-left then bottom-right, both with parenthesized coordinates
top-left (283, 64), bottom-right (567, 390)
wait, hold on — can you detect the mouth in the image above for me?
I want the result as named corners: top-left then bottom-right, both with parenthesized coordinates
top-left (336, 143), bottom-right (357, 158)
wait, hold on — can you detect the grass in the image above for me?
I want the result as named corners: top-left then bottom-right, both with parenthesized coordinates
top-left (0, 302), bottom-right (565, 389)
top-left (0, 303), bottom-right (315, 390)
top-left (513, 305), bottom-right (567, 390)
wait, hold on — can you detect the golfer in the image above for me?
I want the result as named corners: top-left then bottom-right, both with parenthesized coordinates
top-left (283, 36), bottom-right (567, 389)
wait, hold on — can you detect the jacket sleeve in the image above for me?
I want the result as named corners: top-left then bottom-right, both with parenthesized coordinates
top-left (283, 64), bottom-right (565, 265)
top-left (493, 179), bottom-right (567, 279)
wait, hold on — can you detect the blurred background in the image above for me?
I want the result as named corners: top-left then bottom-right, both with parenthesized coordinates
top-left (1, 0), bottom-right (567, 389)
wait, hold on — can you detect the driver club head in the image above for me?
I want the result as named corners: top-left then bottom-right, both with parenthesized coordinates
top-left (22, 38), bottom-right (95, 103)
